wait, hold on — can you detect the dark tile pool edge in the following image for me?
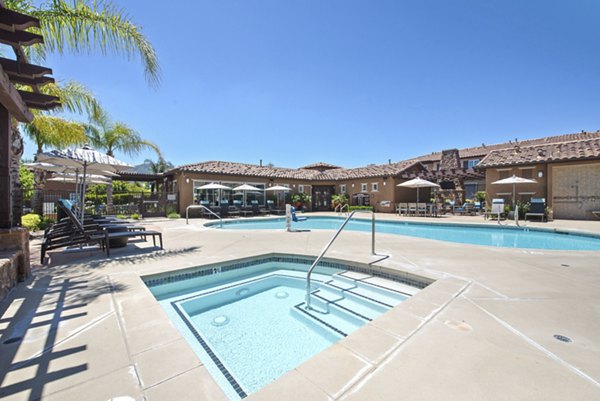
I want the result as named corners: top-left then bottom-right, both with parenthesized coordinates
top-left (142, 253), bottom-right (433, 290)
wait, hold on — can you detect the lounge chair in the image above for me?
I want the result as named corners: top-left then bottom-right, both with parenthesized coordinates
top-left (484, 199), bottom-right (505, 220)
top-left (525, 198), bottom-right (546, 222)
top-left (267, 200), bottom-right (284, 215)
top-left (455, 203), bottom-right (475, 216)
top-left (42, 200), bottom-right (163, 263)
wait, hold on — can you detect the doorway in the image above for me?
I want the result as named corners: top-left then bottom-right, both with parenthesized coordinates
top-left (312, 186), bottom-right (334, 211)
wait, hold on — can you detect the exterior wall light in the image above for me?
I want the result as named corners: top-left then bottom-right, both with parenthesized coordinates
top-left (537, 171), bottom-right (544, 178)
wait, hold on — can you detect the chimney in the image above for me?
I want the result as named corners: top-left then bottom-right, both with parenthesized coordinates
top-left (388, 159), bottom-right (391, 164)
top-left (259, 159), bottom-right (263, 167)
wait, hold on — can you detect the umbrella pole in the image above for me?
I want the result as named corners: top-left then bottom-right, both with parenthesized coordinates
top-left (417, 187), bottom-right (420, 203)
top-left (513, 183), bottom-right (516, 209)
top-left (81, 162), bottom-right (88, 222)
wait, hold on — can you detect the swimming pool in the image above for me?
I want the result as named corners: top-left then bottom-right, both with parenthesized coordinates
top-left (205, 216), bottom-right (600, 251)
top-left (145, 256), bottom-right (426, 400)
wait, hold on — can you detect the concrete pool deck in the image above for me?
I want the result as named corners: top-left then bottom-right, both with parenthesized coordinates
top-left (1, 213), bottom-right (599, 400)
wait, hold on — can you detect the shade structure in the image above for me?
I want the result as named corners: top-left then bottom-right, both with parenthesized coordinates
top-left (48, 175), bottom-right (110, 185)
top-left (492, 175), bottom-right (537, 207)
top-left (37, 145), bottom-right (131, 221)
top-left (397, 177), bottom-right (440, 203)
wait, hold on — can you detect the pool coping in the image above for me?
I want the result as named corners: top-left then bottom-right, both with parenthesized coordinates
top-left (113, 252), bottom-right (465, 400)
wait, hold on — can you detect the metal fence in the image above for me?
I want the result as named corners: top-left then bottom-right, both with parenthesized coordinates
top-left (26, 190), bottom-right (179, 220)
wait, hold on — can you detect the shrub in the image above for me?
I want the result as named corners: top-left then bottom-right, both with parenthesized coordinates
top-left (130, 213), bottom-right (140, 220)
top-left (116, 214), bottom-right (127, 220)
top-left (167, 212), bottom-right (181, 219)
top-left (38, 217), bottom-right (54, 231)
top-left (348, 205), bottom-right (373, 211)
top-left (21, 213), bottom-right (41, 231)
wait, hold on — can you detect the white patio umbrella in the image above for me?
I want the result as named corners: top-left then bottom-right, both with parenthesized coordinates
top-left (397, 177), bottom-right (440, 203)
top-left (492, 175), bottom-right (537, 207)
top-left (37, 145), bottom-right (131, 221)
top-left (266, 185), bottom-right (291, 207)
top-left (48, 175), bottom-right (111, 185)
top-left (233, 184), bottom-right (263, 206)
top-left (196, 183), bottom-right (232, 205)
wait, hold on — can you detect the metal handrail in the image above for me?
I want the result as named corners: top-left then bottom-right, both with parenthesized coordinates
top-left (186, 204), bottom-right (222, 227)
top-left (334, 203), bottom-right (349, 215)
top-left (305, 210), bottom-right (377, 310)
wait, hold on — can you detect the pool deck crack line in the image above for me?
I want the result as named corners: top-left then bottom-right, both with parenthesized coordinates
top-left (465, 297), bottom-right (600, 389)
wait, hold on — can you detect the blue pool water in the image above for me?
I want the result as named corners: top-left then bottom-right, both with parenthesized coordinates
top-left (147, 259), bottom-right (415, 400)
top-left (206, 216), bottom-right (600, 251)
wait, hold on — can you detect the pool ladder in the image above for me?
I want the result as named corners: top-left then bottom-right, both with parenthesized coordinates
top-left (186, 204), bottom-right (223, 227)
top-left (305, 210), bottom-right (387, 310)
top-left (334, 203), bottom-right (349, 215)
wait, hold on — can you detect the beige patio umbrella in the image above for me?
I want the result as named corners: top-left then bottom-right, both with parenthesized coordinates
top-left (397, 177), bottom-right (440, 203)
top-left (492, 175), bottom-right (537, 207)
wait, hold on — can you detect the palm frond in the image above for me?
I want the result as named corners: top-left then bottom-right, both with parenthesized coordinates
top-left (41, 80), bottom-right (103, 118)
top-left (24, 115), bottom-right (86, 153)
top-left (28, 0), bottom-right (160, 86)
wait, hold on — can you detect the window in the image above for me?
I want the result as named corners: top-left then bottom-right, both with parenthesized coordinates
top-left (371, 183), bottom-right (379, 192)
top-left (463, 159), bottom-right (480, 169)
top-left (498, 170), bottom-right (510, 179)
top-left (435, 163), bottom-right (440, 171)
top-left (520, 169), bottom-right (532, 179)
top-left (298, 185), bottom-right (304, 193)
top-left (340, 184), bottom-right (347, 194)
top-left (361, 183), bottom-right (368, 192)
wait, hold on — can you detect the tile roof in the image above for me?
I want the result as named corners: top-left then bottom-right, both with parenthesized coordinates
top-left (477, 138), bottom-right (600, 168)
top-left (172, 160), bottom-right (422, 181)
top-left (415, 131), bottom-right (600, 163)
top-left (299, 162), bottom-right (342, 170)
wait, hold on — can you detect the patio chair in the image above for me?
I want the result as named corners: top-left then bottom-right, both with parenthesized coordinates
top-left (416, 202), bottom-right (427, 216)
top-left (525, 198), bottom-right (546, 222)
top-left (407, 203), bottom-right (417, 216)
top-left (484, 199), bottom-right (505, 220)
top-left (267, 200), bottom-right (284, 215)
top-left (396, 202), bottom-right (408, 216)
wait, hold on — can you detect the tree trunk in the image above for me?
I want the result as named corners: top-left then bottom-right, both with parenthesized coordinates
top-left (10, 121), bottom-right (24, 226)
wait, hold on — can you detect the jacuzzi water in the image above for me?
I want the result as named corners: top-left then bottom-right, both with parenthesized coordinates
top-left (206, 216), bottom-right (600, 251)
top-left (146, 258), bottom-right (417, 400)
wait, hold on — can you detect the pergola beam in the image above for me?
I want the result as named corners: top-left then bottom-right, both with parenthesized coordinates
top-left (0, 63), bottom-right (33, 122)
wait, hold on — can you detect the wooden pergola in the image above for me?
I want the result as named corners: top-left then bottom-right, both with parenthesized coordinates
top-left (0, 4), bottom-right (59, 228)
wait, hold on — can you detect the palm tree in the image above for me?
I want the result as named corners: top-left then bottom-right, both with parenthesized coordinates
top-left (21, 81), bottom-right (101, 215)
top-left (5, 0), bottom-right (160, 85)
top-left (6, 0), bottom-right (160, 223)
top-left (86, 111), bottom-right (161, 207)
top-left (148, 157), bottom-right (173, 192)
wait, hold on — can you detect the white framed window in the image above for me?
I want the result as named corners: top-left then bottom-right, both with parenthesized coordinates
top-left (371, 183), bottom-right (379, 192)
top-left (340, 184), bottom-right (347, 194)
top-left (299, 185), bottom-right (304, 193)
top-left (361, 183), bottom-right (368, 192)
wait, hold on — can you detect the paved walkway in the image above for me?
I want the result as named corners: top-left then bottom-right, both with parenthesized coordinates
top-left (1, 214), bottom-right (599, 400)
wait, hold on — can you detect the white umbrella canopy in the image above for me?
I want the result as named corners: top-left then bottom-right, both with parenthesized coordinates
top-left (265, 185), bottom-right (291, 192)
top-left (37, 145), bottom-right (131, 221)
top-left (397, 177), bottom-right (440, 203)
top-left (48, 176), bottom-right (110, 185)
top-left (492, 175), bottom-right (537, 207)
top-left (196, 183), bottom-right (232, 190)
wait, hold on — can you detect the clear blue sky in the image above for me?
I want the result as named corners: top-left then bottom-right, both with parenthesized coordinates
top-left (23, 0), bottom-right (600, 168)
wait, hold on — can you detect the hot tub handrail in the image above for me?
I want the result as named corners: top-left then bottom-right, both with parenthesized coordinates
top-left (305, 209), bottom-right (376, 309)
top-left (186, 204), bottom-right (222, 227)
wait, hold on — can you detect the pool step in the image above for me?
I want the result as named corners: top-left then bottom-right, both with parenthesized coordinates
top-left (334, 271), bottom-right (416, 298)
top-left (312, 286), bottom-right (389, 320)
top-left (291, 301), bottom-right (362, 339)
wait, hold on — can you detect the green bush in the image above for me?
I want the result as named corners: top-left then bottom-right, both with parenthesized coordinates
top-left (21, 213), bottom-right (41, 231)
top-left (116, 214), bottom-right (127, 220)
top-left (167, 212), bottom-right (181, 219)
top-left (348, 205), bottom-right (373, 211)
top-left (130, 213), bottom-right (140, 220)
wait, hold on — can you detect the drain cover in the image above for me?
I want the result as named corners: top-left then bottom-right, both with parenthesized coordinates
top-left (212, 315), bottom-right (230, 327)
top-left (553, 334), bottom-right (572, 343)
top-left (275, 291), bottom-right (289, 299)
top-left (3, 336), bottom-right (22, 345)
top-left (236, 288), bottom-right (250, 297)
top-left (444, 320), bottom-right (472, 332)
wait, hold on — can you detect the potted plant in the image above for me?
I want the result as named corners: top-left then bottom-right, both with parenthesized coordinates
top-left (291, 193), bottom-right (309, 209)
